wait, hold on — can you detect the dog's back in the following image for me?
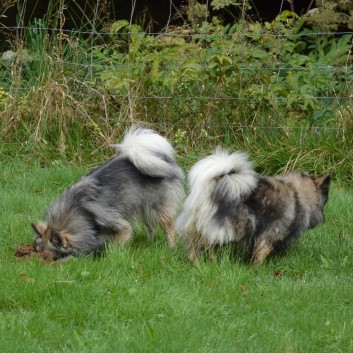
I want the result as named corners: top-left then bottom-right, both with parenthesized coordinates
top-left (245, 172), bottom-right (330, 263)
top-left (82, 156), bottom-right (184, 232)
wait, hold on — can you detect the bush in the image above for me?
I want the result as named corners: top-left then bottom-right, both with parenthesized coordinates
top-left (0, 10), bottom-right (352, 184)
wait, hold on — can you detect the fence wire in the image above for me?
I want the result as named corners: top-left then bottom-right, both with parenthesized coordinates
top-left (0, 1), bottom-right (353, 135)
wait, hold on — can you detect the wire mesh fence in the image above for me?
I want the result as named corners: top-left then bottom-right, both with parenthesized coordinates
top-left (0, 0), bottom-right (352, 139)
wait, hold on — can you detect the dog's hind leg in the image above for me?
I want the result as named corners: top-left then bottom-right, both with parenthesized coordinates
top-left (141, 212), bottom-right (156, 242)
top-left (161, 217), bottom-right (176, 248)
top-left (209, 245), bottom-right (216, 261)
top-left (188, 242), bottom-right (198, 264)
top-left (146, 224), bottom-right (156, 242)
top-left (252, 239), bottom-right (273, 266)
top-left (187, 238), bottom-right (205, 264)
top-left (154, 211), bottom-right (176, 248)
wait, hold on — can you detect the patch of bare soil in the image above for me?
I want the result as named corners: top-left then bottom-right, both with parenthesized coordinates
top-left (15, 244), bottom-right (54, 263)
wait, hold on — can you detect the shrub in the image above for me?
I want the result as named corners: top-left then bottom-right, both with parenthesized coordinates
top-left (0, 9), bottom-right (352, 184)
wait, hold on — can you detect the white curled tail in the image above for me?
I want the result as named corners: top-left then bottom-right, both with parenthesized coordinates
top-left (111, 126), bottom-right (184, 179)
top-left (188, 148), bottom-right (257, 204)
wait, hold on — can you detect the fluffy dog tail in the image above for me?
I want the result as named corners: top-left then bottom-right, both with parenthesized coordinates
top-left (188, 148), bottom-right (257, 203)
top-left (111, 126), bottom-right (184, 179)
top-left (176, 148), bottom-right (257, 242)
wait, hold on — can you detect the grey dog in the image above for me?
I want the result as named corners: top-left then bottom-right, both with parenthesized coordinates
top-left (32, 126), bottom-right (184, 260)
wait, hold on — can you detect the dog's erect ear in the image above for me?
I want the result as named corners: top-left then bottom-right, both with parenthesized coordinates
top-left (51, 230), bottom-right (62, 246)
top-left (315, 174), bottom-right (331, 202)
top-left (316, 174), bottom-right (331, 191)
top-left (31, 222), bottom-right (47, 237)
top-left (51, 230), bottom-right (70, 248)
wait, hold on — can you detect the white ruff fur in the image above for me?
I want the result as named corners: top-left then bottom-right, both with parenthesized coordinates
top-left (111, 126), bottom-right (183, 179)
top-left (176, 148), bottom-right (258, 245)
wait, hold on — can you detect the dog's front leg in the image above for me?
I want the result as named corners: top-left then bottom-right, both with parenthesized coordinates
top-left (188, 239), bottom-right (201, 264)
top-left (116, 223), bottom-right (133, 246)
top-left (159, 216), bottom-right (176, 248)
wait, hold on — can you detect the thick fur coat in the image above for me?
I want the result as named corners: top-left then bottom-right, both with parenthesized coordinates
top-left (176, 148), bottom-right (330, 265)
top-left (32, 126), bottom-right (184, 260)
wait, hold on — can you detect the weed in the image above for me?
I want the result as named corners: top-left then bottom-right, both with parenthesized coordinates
top-left (0, 6), bottom-right (352, 184)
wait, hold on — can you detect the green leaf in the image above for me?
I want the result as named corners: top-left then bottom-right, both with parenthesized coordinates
top-left (250, 49), bottom-right (269, 59)
top-left (110, 20), bottom-right (129, 33)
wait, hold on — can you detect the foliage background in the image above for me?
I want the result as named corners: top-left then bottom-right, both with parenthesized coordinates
top-left (0, 1), bottom-right (352, 183)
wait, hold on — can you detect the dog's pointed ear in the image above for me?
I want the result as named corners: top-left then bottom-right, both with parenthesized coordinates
top-left (316, 174), bottom-right (331, 190)
top-left (31, 222), bottom-right (47, 237)
top-left (315, 174), bottom-right (331, 201)
top-left (52, 230), bottom-right (70, 248)
top-left (51, 230), bottom-right (62, 245)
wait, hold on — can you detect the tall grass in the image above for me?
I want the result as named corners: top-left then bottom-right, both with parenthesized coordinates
top-left (0, 0), bottom-right (116, 157)
top-left (1, 162), bottom-right (353, 353)
top-left (0, 4), bottom-right (352, 184)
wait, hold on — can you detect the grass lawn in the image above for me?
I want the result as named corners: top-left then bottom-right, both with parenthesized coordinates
top-left (1, 162), bottom-right (352, 353)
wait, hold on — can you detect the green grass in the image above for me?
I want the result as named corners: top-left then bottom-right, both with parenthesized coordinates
top-left (1, 162), bottom-right (353, 353)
